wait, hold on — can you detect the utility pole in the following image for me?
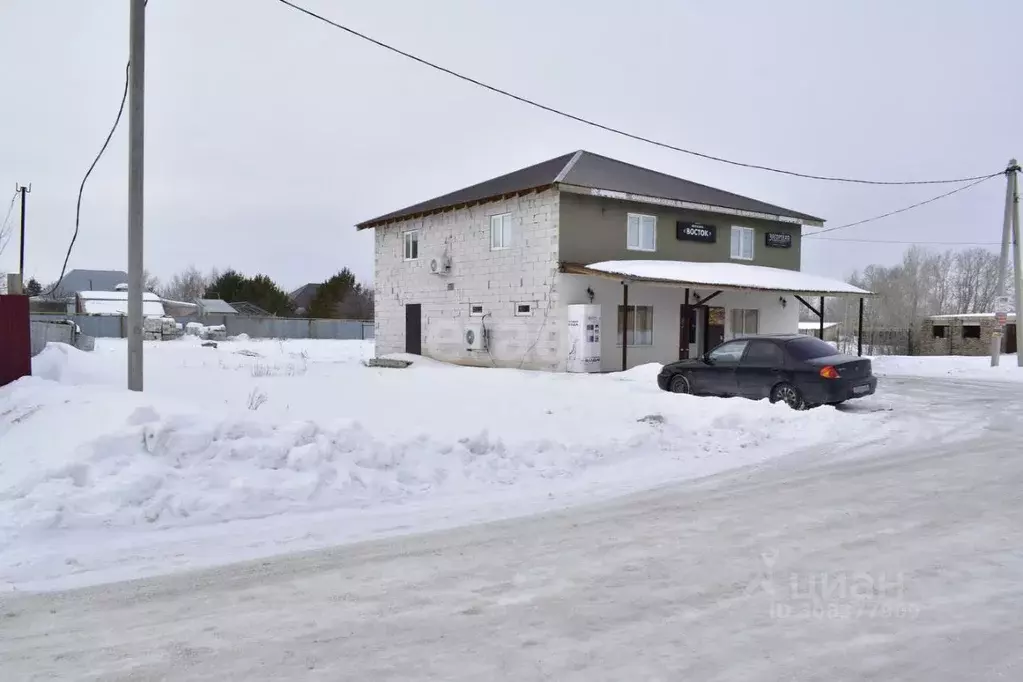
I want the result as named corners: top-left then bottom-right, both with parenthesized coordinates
top-left (16, 184), bottom-right (30, 282)
top-left (1012, 163), bottom-right (1023, 367)
top-left (991, 160), bottom-right (1016, 366)
top-left (127, 0), bottom-right (146, 392)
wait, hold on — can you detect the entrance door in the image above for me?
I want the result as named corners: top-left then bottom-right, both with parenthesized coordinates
top-left (1007, 324), bottom-right (1018, 354)
top-left (405, 304), bottom-right (422, 354)
top-left (705, 306), bottom-right (726, 353)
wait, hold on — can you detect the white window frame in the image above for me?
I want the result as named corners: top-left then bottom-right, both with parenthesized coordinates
top-left (627, 213), bottom-right (657, 252)
top-left (490, 213), bottom-right (513, 250)
top-left (617, 304), bottom-right (654, 346)
top-left (514, 302), bottom-right (534, 317)
top-left (403, 230), bottom-right (419, 261)
top-left (469, 303), bottom-right (485, 317)
top-left (730, 225), bottom-right (755, 261)
top-left (730, 308), bottom-right (760, 338)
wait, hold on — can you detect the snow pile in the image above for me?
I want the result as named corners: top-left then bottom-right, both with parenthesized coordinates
top-left (1, 338), bottom-right (920, 589)
top-left (873, 354), bottom-right (1023, 383)
top-left (0, 376), bottom-right (867, 534)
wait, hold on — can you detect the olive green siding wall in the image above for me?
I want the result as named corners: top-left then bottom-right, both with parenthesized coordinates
top-left (557, 192), bottom-right (802, 270)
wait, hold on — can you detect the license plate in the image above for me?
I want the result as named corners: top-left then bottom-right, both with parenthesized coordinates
top-left (852, 384), bottom-right (870, 395)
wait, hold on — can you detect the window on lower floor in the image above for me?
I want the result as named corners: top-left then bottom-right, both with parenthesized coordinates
top-left (730, 308), bottom-right (759, 337)
top-left (618, 305), bottom-right (653, 346)
top-left (962, 325), bottom-right (981, 339)
top-left (469, 304), bottom-right (485, 316)
top-left (933, 325), bottom-right (947, 339)
top-left (515, 302), bottom-right (533, 316)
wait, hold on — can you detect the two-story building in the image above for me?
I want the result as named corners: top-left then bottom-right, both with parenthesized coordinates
top-left (358, 151), bottom-right (869, 372)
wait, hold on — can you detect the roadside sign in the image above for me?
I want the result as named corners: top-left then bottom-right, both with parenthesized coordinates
top-left (996, 312), bottom-right (1008, 326)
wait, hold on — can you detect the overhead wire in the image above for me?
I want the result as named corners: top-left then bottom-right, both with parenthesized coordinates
top-left (49, 0), bottom-right (148, 296)
top-left (0, 188), bottom-right (17, 255)
top-left (48, 62), bottom-right (130, 296)
top-left (272, 0), bottom-right (998, 187)
top-left (803, 173), bottom-right (1002, 239)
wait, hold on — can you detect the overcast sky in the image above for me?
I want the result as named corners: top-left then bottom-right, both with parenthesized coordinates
top-left (1, 0), bottom-right (1019, 291)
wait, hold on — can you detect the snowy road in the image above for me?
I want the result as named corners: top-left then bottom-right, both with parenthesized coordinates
top-left (2, 377), bottom-right (1022, 681)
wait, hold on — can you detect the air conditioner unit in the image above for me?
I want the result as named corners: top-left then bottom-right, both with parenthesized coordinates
top-left (428, 253), bottom-right (452, 276)
top-left (464, 321), bottom-right (486, 350)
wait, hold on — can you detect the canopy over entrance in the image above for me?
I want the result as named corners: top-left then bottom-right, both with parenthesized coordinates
top-left (560, 259), bottom-right (873, 366)
top-left (563, 260), bottom-right (872, 297)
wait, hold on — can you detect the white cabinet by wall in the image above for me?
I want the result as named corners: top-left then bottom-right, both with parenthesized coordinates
top-left (566, 304), bottom-right (602, 372)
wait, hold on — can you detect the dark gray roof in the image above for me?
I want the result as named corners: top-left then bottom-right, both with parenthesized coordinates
top-left (54, 269), bottom-right (129, 296)
top-left (356, 151), bottom-right (823, 228)
top-left (288, 283), bottom-right (320, 312)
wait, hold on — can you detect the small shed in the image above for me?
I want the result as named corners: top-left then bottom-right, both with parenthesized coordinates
top-left (920, 313), bottom-right (1018, 356)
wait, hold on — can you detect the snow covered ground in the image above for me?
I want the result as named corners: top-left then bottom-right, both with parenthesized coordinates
top-left (2, 376), bottom-right (1020, 681)
top-left (873, 353), bottom-right (1023, 382)
top-left (0, 337), bottom-right (979, 592)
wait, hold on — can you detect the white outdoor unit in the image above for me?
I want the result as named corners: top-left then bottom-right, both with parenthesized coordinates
top-left (566, 304), bottom-right (601, 372)
top-left (464, 321), bottom-right (486, 350)
top-left (428, 253), bottom-right (452, 276)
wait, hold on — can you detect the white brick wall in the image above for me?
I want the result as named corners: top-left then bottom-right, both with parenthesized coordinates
top-left (374, 189), bottom-right (562, 370)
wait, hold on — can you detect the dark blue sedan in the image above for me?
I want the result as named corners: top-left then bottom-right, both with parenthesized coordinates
top-left (657, 335), bottom-right (877, 409)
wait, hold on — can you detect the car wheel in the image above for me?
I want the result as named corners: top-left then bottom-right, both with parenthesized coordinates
top-left (669, 374), bottom-right (691, 394)
top-left (771, 382), bottom-right (806, 410)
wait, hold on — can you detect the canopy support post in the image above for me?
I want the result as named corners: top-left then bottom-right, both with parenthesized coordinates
top-left (621, 281), bottom-right (629, 371)
top-left (858, 297), bottom-right (864, 357)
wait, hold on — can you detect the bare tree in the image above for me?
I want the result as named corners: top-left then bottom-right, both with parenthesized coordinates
top-left (160, 266), bottom-right (209, 302)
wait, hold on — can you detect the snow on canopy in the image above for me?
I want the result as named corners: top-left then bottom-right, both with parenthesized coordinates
top-left (585, 260), bottom-right (871, 296)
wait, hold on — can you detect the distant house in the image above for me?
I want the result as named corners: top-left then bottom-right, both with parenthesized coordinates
top-left (289, 284), bottom-right (320, 315)
top-left (53, 269), bottom-right (129, 297)
top-left (195, 299), bottom-right (240, 316)
top-left (230, 301), bottom-right (273, 316)
top-left (797, 321), bottom-right (840, 342)
top-left (75, 290), bottom-right (165, 317)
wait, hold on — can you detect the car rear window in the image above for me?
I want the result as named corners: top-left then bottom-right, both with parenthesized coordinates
top-left (786, 337), bottom-right (839, 360)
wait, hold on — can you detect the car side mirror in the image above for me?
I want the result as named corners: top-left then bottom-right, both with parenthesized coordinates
top-left (702, 353), bottom-right (713, 364)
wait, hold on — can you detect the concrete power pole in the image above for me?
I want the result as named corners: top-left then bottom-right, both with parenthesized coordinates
top-left (127, 0), bottom-right (146, 391)
top-left (991, 160), bottom-right (1016, 366)
top-left (1012, 164), bottom-right (1023, 367)
top-left (17, 184), bottom-right (30, 282)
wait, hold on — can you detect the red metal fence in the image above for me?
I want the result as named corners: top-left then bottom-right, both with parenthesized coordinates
top-left (0, 295), bottom-right (31, 387)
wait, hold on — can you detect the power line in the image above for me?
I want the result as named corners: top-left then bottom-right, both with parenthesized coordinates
top-left (49, 0), bottom-right (148, 297)
top-left (1, 189), bottom-right (16, 230)
top-left (273, 0), bottom-right (997, 187)
top-left (806, 237), bottom-right (1000, 246)
top-left (48, 61), bottom-right (130, 296)
top-left (803, 173), bottom-right (1001, 238)
top-left (0, 189), bottom-right (16, 253)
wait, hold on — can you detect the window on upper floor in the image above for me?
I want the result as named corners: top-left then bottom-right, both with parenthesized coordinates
top-left (491, 213), bottom-right (513, 250)
top-left (627, 214), bottom-right (657, 252)
top-left (730, 226), bottom-right (755, 261)
top-left (403, 230), bottom-right (419, 261)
